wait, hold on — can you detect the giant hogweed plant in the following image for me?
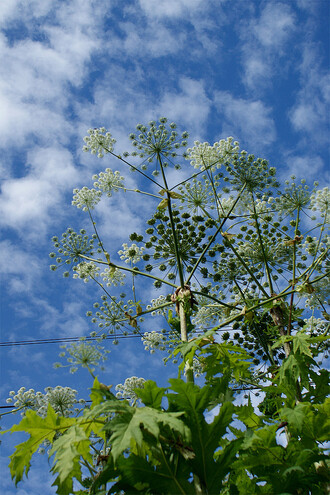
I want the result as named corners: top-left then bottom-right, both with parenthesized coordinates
top-left (3, 118), bottom-right (330, 494)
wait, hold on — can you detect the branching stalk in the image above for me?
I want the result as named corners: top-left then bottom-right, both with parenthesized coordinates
top-left (186, 183), bottom-right (247, 285)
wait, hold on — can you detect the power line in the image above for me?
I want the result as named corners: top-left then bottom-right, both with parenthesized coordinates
top-left (0, 327), bottom-right (232, 347)
top-left (0, 333), bottom-right (143, 347)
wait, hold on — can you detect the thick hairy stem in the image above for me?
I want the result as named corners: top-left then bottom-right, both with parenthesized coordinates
top-left (179, 301), bottom-right (194, 384)
top-left (193, 474), bottom-right (208, 495)
top-left (269, 303), bottom-right (302, 403)
top-left (269, 304), bottom-right (291, 358)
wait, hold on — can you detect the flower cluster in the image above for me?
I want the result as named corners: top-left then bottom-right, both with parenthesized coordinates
top-left (87, 294), bottom-right (138, 338)
top-left (302, 276), bottom-right (330, 309)
top-left (92, 168), bottom-right (125, 197)
top-left (226, 153), bottom-right (278, 193)
top-left (186, 137), bottom-right (239, 171)
top-left (118, 243), bottom-right (144, 264)
top-left (6, 387), bottom-right (38, 413)
top-left (271, 178), bottom-right (314, 215)
top-left (146, 294), bottom-right (171, 316)
top-left (126, 118), bottom-right (188, 171)
top-left (38, 387), bottom-right (85, 417)
top-left (6, 386), bottom-right (85, 417)
top-left (72, 187), bottom-right (102, 211)
top-left (178, 176), bottom-right (218, 215)
top-left (142, 330), bottom-right (167, 353)
top-left (129, 208), bottom-right (214, 286)
top-left (217, 196), bottom-right (237, 217)
top-left (73, 261), bottom-right (100, 283)
top-left (83, 127), bottom-right (116, 158)
top-left (115, 376), bottom-right (146, 404)
top-left (100, 266), bottom-right (126, 287)
top-left (303, 316), bottom-right (328, 335)
top-left (192, 303), bottom-right (225, 329)
top-left (310, 186), bottom-right (330, 215)
top-left (56, 341), bottom-right (109, 374)
top-left (50, 229), bottom-right (101, 274)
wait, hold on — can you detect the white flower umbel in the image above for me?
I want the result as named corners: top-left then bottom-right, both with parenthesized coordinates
top-left (146, 294), bottom-right (169, 316)
top-left (115, 376), bottom-right (146, 404)
top-left (100, 267), bottom-right (126, 287)
top-left (93, 168), bottom-right (125, 197)
top-left (192, 304), bottom-right (225, 328)
top-left (72, 187), bottom-right (102, 211)
top-left (310, 187), bottom-right (330, 215)
top-left (302, 276), bottom-right (330, 309)
top-left (142, 330), bottom-right (167, 353)
top-left (59, 341), bottom-right (109, 374)
top-left (118, 243), bottom-right (144, 264)
top-left (6, 386), bottom-right (85, 417)
top-left (37, 386), bottom-right (84, 418)
top-left (83, 127), bottom-right (116, 158)
top-left (6, 387), bottom-right (38, 413)
top-left (217, 196), bottom-right (237, 217)
top-left (73, 262), bottom-right (100, 282)
top-left (303, 316), bottom-right (328, 334)
top-left (187, 137), bottom-right (239, 171)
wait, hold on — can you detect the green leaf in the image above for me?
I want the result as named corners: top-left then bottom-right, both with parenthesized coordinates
top-left (135, 380), bottom-right (167, 409)
top-left (166, 379), bottom-right (235, 487)
top-left (281, 404), bottom-right (309, 432)
top-left (90, 376), bottom-right (115, 409)
top-left (103, 404), bottom-right (189, 462)
top-left (108, 454), bottom-right (194, 494)
top-left (169, 191), bottom-right (183, 199)
top-left (157, 198), bottom-right (169, 210)
top-left (50, 425), bottom-right (92, 494)
top-left (292, 331), bottom-right (312, 357)
top-left (236, 397), bottom-right (265, 429)
top-left (8, 405), bottom-right (74, 485)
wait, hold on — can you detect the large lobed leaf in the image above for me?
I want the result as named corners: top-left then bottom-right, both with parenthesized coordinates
top-left (8, 404), bottom-right (75, 485)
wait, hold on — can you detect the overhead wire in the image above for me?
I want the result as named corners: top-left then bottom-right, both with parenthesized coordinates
top-left (0, 326), bottom-right (232, 347)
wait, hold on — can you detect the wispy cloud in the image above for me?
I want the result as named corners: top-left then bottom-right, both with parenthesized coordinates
top-left (0, 147), bottom-right (78, 236)
top-left (213, 91), bottom-right (276, 148)
top-left (239, 2), bottom-right (296, 91)
top-left (0, 240), bottom-right (42, 293)
top-left (138, 0), bottom-right (205, 19)
top-left (289, 43), bottom-right (330, 147)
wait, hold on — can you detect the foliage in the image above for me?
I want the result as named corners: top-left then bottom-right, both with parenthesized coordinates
top-left (2, 118), bottom-right (329, 494)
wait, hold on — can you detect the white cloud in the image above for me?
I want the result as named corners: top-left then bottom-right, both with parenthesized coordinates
top-left (138, 0), bottom-right (204, 18)
top-left (110, 20), bottom-right (187, 58)
top-left (0, 0), bottom-right (107, 151)
top-left (240, 3), bottom-right (296, 90)
top-left (0, 240), bottom-right (42, 293)
top-left (252, 3), bottom-right (295, 48)
top-left (158, 77), bottom-right (211, 134)
top-left (289, 43), bottom-right (330, 146)
top-left (0, 147), bottom-right (78, 234)
top-left (279, 154), bottom-right (327, 183)
top-left (213, 91), bottom-right (276, 148)
top-left (40, 299), bottom-right (90, 337)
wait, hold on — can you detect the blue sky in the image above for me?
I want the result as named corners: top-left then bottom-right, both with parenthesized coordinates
top-left (0, 0), bottom-right (329, 492)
